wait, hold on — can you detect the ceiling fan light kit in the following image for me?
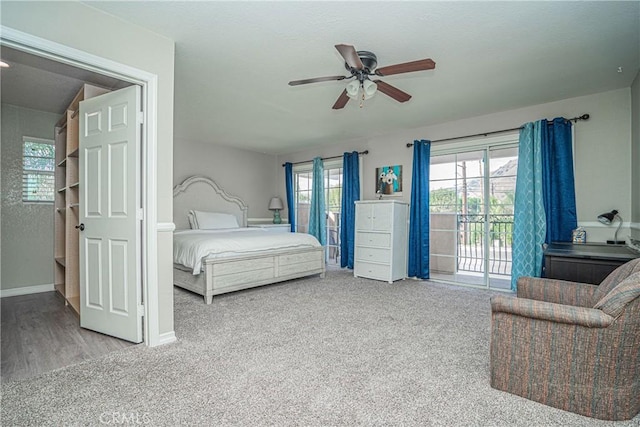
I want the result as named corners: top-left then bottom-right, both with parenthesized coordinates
top-left (345, 79), bottom-right (377, 105)
top-left (346, 80), bottom-right (360, 99)
top-left (288, 44), bottom-right (435, 110)
top-left (362, 80), bottom-right (377, 99)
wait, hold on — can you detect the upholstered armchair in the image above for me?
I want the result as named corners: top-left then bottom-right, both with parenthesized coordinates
top-left (490, 258), bottom-right (640, 421)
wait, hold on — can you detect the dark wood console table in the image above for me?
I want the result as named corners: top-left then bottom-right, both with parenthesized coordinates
top-left (543, 242), bottom-right (639, 285)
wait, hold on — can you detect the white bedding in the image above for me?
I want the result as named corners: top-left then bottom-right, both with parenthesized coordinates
top-left (174, 228), bottom-right (322, 274)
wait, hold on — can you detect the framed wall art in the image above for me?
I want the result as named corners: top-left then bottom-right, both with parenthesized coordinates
top-left (376, 165), bottom-right (403, 196)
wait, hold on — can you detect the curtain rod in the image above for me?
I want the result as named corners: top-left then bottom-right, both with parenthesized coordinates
top-left (281, 150), bottom-right (369, 167)
top-left (406, 114), bottom-right (590, 147)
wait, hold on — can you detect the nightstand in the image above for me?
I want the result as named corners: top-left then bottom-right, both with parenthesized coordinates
top-left (248, 224), bottom-right (291, 233)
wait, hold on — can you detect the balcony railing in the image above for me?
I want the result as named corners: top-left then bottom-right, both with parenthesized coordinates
top-left (457, 214), bottom-right (513, 275)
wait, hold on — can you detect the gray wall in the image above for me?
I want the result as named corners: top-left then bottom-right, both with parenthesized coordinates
top-left (631, 70), bottom-right (640, 240)
top-left (1, 104), bottom-right (59, 290)
top-left (174, 139), bottom-right (281, 222)
top-left (277, 88), bottom-right (635, 244)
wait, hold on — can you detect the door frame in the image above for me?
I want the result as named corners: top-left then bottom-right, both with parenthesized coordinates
top-left (1, 26), bottom-right (167, 347)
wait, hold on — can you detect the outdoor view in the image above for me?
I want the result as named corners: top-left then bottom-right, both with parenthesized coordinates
top-left (292, 147), bottom-right (518, 284)
top-left (294, 164), bottom-right (343, 265)
top-left (22, 140), bottom-right (55, 203)
top-left (429, 146), bottom-right (518, 289)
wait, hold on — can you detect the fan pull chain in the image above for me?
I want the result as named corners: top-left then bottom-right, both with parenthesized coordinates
top-left (360, 91), bottom-right (365, 108)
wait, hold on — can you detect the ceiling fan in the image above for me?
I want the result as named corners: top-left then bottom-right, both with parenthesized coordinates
top-left (288, 44), bottom-right (436, 109)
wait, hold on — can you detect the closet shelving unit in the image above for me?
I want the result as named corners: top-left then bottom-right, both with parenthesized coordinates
top-left (53, 84), bottom-right (109, 314)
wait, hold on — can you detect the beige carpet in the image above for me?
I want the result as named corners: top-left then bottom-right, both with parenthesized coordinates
top-left (2, 269), bottom-right (638, 426)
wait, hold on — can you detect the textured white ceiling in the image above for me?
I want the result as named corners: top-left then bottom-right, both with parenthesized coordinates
top-left (3, 2), bottom-right (639, 155)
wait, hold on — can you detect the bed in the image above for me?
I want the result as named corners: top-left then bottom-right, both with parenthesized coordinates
top-left (173, 175), bottom-right (325, 303)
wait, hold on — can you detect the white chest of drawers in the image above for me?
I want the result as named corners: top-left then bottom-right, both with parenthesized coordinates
top-left (354, 200), bottom-right (409, 283)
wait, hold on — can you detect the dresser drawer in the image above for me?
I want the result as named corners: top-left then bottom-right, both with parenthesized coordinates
top-left (354, 261), bottom-right (390, 281)
top-left (356, 232), bottom-right (391, 248)
top-left (356, 247), bottom-right (391, 264)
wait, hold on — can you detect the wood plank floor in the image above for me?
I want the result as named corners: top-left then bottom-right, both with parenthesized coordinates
top-left (1, 291), bottom-right (135, 383)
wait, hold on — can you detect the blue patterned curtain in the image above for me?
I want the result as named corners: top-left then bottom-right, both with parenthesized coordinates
top-left (541, 118), bottom-right (576, 243)
top-left (511, 122), bottom-right (546, 290)
top-left (340, 151), bottom-right (360, 268)
top-left (408, 140), bottom-right (431, 279)
top-left (284, 162), bottom-right (295, 232)
top-left (308, 157), bottom-right (326, 245)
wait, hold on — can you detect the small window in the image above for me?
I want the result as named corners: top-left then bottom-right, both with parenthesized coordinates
top-left (22, 137), bottom-right (55, 203)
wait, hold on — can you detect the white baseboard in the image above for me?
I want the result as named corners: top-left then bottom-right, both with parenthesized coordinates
top-left (1, 283), bottom-right (55, 298)
top-left (153, 331), bottom-right (177, 346)
top-left (157, 222), bottom-right (175, 232)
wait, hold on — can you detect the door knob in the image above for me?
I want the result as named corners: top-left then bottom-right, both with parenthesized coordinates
top-left (75, 223), bottom-right (85, 231)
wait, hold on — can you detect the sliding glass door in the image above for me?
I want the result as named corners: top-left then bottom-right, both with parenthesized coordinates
top-left (429, 144), bottom-right (518, 290)
top-left (293, 161), bottom-right (343, 265)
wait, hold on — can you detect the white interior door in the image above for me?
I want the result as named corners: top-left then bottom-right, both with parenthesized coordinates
top-left (79, 85), bottom-right (142, 343)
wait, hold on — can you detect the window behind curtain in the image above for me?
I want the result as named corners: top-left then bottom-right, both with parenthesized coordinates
top-left (22, 137), bottom-right (55, 203)
top-left (293, 160), bottom-right (343, 264)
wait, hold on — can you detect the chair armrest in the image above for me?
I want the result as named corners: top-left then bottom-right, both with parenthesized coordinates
top-left (491, 295), bottom-right (613, 328)
top-left (517, 277), bottom-right (598, 307)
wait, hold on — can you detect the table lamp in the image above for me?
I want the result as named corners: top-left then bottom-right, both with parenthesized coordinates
top-left (597, 209), bottom-right (625, 245)
top-left (269, 197), bottom-right (284, 224)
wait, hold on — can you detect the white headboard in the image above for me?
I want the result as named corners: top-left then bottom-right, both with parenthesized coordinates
top-left (172, 175), bottom-right (248, 230)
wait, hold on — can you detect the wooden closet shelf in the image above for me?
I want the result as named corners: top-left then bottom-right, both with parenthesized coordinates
top-left (68, 182), bottom-right (79, 189)
top-left (67, 296), bottom-right (80, 314)
top-left (57, 187), bottom-right (67, 193)
top-left (68, 147), bottom-right (79, 158)
top-left (55, 257), bottom-right (66, 267)
top-left (68, 203), bottom-right (79, 208)
top-left (57, 158), bottom-right (67, 167)
top-left (54, 283), bottom-right (65, 296)
top-left (56, 113), bottom-right (67, 128)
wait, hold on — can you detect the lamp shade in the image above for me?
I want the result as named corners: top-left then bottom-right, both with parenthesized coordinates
top-left (268, 197), bottom-right (284, 210)
top-left (362, 79), bottom-right (377, 99)
top-left (346, 80), bottom-right (360, 99)
top-left (597, 209), bottom-right (618, 225)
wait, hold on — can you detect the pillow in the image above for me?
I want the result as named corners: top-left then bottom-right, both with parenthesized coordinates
top-left (187, 211), bottom-right (198, 229)
top-left (193, 210), bottom-right (239, 230)
top-left (593, 272), bottom-right (640, 318)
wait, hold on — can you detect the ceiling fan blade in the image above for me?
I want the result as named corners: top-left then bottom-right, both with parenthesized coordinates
top-left (375, 58), bottom-right (436, 76)
top-left (335, 44), bottom-right (364, 70)
top-left (332, 89), bottom-right (350, 110)
top-left (288, 75), bottom-right (347, 86)
top-left (373, 80), bottom-right (412, 103)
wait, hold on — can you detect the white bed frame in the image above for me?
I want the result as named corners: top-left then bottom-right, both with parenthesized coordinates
top-left (173, 175), bottom-right (325, 303)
